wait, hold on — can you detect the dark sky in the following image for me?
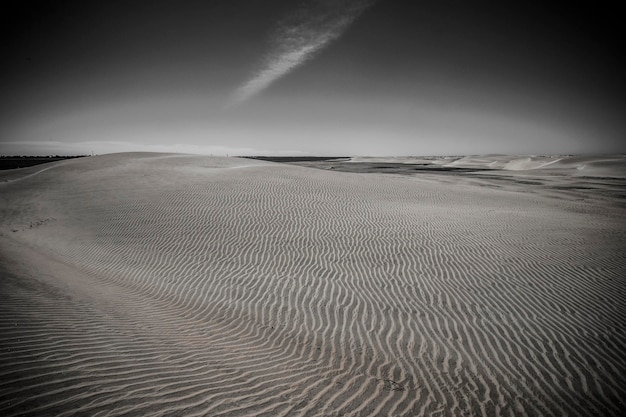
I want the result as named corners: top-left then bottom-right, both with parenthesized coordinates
top-left (1, 0), bottom-right (624, 155)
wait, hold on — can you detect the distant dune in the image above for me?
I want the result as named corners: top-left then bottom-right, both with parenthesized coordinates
top-left (348, 154), bottom-right (626, 177)
top-left (1, 153), bottom-right (625, 416)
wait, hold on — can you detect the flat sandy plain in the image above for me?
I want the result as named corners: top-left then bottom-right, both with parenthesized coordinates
top-left (0, 153), bottom-right (624, 416)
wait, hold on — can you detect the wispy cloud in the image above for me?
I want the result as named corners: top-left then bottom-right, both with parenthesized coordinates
top-left (227, 0), bottom-right (375, 107)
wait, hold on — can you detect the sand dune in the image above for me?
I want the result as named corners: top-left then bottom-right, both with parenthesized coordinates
top-left (348, 154), bottom-right (626, 177)
top-left (1, 152), bottom-right (625, 416)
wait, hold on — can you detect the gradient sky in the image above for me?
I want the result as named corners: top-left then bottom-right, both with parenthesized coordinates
top-left (1, 0), bottom-right (624, 156)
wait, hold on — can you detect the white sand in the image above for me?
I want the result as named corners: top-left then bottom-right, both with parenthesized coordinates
top-left (1, 152), bottom-right (625, 416)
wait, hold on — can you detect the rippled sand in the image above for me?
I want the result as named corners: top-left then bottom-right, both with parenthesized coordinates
top-left (1, 153), bottom-right (624, 416)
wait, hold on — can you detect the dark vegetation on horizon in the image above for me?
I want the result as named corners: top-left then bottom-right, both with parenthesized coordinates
top-left (296, 161), bottom-right (493, 174)
top-left (240, 156), bottom-right (350, 163)
top-left (241, 156), bottom-right (493, 175)
top-left (0, 155), bottom-right (89, 170)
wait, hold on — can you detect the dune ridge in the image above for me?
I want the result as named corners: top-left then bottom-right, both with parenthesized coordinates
top-left (1, 153), bottom-right (625, 416)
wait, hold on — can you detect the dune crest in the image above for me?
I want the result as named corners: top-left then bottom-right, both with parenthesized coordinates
top-left (1, 153), bottom-right (625, 416)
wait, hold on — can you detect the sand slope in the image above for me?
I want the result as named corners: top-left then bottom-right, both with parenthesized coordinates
top-left (1, 153), bottom-right (625, 416)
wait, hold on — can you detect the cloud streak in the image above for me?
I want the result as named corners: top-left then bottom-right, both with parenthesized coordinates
top-left (227, 0), bottom-right (375, 107)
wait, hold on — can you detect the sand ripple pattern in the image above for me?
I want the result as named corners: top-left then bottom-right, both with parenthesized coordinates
top-left (1, 153), bottom-right (625, 416)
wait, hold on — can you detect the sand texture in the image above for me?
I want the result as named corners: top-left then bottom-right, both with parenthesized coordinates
top-left (1, 153), bottom-right (625, 416)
